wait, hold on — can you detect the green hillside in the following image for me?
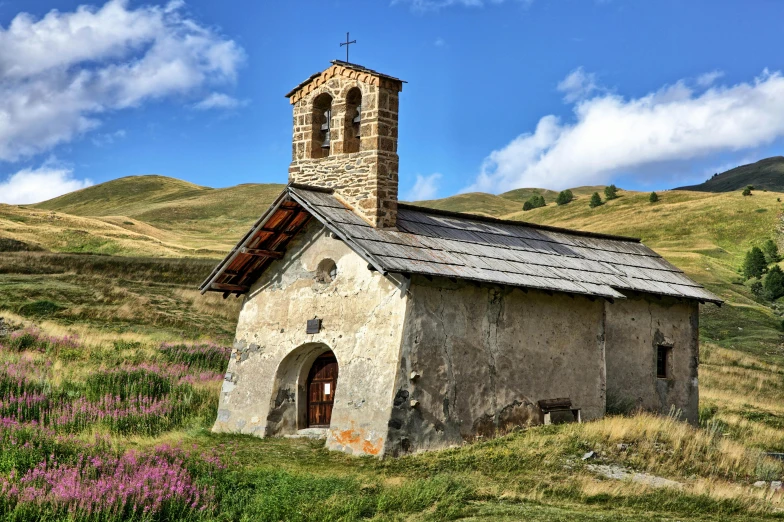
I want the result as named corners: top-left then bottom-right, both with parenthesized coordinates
top-left (33, 174), bottom-right (285, 236)
top-left (34, 175), bottom-right (212, 215)
top-left (10, 175), bottom-right (784, 360)
top-left (16, 175), bottom-right (285, 255)
top-left (5, 175), bottom-right (784, 519)
top-left (677, 156), bottom-right (784, 192)
top-left (499, 185), bottom-right (604, 204)
top-left (413, 192), bottom-right (522, 216)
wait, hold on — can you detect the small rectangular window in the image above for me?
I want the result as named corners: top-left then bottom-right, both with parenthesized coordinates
top-left (657, 345), bottom-right (671, 379)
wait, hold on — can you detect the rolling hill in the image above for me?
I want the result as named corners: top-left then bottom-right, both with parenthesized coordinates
top-left (33, 175), bottom-right (285, 235)
top-left (0, 176), bottom-right (286, 256)
top-left (4, 174), bottom-right (784, 520)
top-left (3, 173), bottom-right (781, 358)
top-left (676, 156), bottom-right (784, 192)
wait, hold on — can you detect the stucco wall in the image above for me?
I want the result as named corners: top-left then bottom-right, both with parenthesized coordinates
top-left (386, 277), bottom-right (607, 456)
top-left (604, 293), bottom-right (699, 423)
top-left (213, 220), bottom-right (408, 456)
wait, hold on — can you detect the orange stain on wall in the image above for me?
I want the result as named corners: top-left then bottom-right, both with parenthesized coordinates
top-left (331, 422), bottom-right (383, 456)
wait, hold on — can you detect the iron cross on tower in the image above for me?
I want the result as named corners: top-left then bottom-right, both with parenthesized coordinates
top-left (340, 32), bottom-right (356, 63)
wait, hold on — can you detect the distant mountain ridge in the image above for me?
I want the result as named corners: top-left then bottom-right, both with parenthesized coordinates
top-left (676, 156), bottom-right (784, 192)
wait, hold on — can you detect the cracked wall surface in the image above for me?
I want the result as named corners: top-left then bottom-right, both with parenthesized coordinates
top-left (385, 276), bottom-right (607, 456)
top-left (213, 220), bottom-right (407, 456)
top-left (604, 293), bottom-right (699, 423)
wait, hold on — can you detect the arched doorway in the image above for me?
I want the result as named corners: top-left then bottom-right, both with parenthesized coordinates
top-left (306, 351), bottom-right (339, 427)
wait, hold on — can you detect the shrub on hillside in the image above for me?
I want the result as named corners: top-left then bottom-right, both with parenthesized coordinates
top-left (743, 186), bottom-right (753, 196)
top-left (604, 184), bottom-right (619, 200)
top-left (762, 239), bottom-right (780, 264)
top-left (589, 192), bottom-right (603, 208)
top-left (523, 194), bottom-right (546, 211)
top-left (17, 300), bottom-right (64, 317)
top-left (556, 190), bottom-right (574, 206)
top-left (742, 247), bottom-right (767, 280)
top-left (649, 192), bottom-right (659, 203)
top-left (765, 265), bottom-right (784, 300)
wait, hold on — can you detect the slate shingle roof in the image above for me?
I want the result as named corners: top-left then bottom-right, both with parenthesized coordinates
top-left (199, 185), bottom-right (722, 305)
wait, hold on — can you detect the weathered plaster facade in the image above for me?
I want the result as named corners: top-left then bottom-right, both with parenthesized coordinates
top-left (385, 277), bottom-right (607, 456)
top-left (604, 293), bottom-right (700, 423)
top-left (213, 220), bottom-right (409, 456)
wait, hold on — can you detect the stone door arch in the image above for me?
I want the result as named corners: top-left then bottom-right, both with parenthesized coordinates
top-left (265, 343), bottom-right (338, 436)
top-left (306, 351), bottom-right (339, 427)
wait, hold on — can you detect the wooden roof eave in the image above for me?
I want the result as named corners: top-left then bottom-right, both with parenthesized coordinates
top-left (199, 188), bottom-right (290, 295)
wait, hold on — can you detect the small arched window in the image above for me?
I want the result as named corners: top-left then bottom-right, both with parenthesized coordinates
top-left (316, 258), bottom-right (337, 284)
top-left (311, 93), bottom-right (333, 159)
top-left (343, 87), bottom-right (362, 154)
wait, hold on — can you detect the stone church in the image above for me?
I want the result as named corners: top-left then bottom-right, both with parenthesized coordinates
top-left (200, 61), bottom-right (722, 457)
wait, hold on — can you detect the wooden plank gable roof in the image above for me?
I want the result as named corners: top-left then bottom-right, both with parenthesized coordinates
top-left (199, 185), bottom-right (722, 305)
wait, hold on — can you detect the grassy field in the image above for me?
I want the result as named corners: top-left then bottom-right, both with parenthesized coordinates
top-left (2, 176), bottom-right (784, 519)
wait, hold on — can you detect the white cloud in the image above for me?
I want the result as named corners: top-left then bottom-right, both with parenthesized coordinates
top-left (394, 0), bottom-right (518, 12)
top-left (468, 69), bottom-right (784, 193)
top-left (557, 67), bottom-right (599, 103)
top-left (0, 0), bottom-right (244, 162)
top-left (91, 129), bottom-right (126, 147)
top-left (0, 165), bottom-right (93, 204)
top-left (696, 70), bottom-right (724, 87)
top-left (434, 37), bottom-right (446, 47)
top-left (193, 92), bottom-right (245, 110)
top-left (405, 173), bottom-right (442, 201)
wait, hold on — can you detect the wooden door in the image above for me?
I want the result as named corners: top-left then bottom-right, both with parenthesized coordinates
top-left (307, 352), bottom-right (338, 427)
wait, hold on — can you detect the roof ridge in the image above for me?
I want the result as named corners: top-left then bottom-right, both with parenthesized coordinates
top-left (397, 203), bottom-right (642, 243)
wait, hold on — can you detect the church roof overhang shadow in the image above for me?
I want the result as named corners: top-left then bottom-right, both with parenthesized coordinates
top-left (199, 185), bottom-right (723, 306)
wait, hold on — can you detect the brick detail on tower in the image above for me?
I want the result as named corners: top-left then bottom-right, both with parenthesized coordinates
top-left (286, 62), bottom-right (404, 229)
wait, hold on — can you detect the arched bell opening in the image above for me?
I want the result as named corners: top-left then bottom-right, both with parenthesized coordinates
top-left (343, 87), bottom-right (362, 154)
top-left (310, 93), bottom-right (333, 159)
top-left (304, 351), bottom-right (339, 427)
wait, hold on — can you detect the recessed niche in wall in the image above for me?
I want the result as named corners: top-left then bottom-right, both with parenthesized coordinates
top-left (316, 259), bottom-right (337, 283)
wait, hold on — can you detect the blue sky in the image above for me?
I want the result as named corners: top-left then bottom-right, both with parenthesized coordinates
top-left (1, 0), bottom-right (784, 203)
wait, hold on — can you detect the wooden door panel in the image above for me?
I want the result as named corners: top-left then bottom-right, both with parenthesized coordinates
top-left (307, 353), bottom-right (338, 427)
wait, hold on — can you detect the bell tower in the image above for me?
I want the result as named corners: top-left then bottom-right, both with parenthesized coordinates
top-left (286, 61), bottom-right (404, 229)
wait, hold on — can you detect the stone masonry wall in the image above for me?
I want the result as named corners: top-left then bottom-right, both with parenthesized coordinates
top-left (287, 65), bottom-right (401, 229)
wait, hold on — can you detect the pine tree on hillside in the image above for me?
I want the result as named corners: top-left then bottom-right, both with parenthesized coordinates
top-left (523, 194), bottom-right (546, 211)
top-left (762, 239), bottom-right (780, 264)
top-left (765, 265), bottom-right (784, 300)
top-left (743, 247), bottom-right (768, 280)
top-left (589, 192), bottom-right (603, 208)
top-left (556, 190), bottom-right (574, 206)
top-left (604, 185), bottom-right (619, 200)
top-left (649, 192), bottom-right (659, 203)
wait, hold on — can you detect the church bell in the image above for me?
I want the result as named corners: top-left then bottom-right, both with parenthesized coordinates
top-left (352, 104), bottom-right (361, 139)
top-left (321, 109), bottom-right (331, 149)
